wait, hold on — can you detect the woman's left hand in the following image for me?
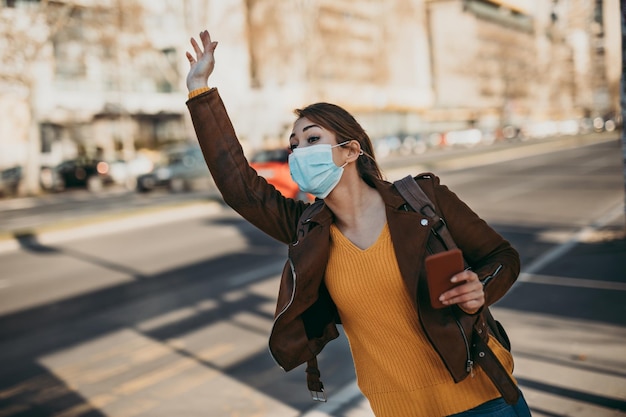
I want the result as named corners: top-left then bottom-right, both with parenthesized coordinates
top-left (185, 30), bottom-right (218, 91)
top-left (439, 270), bottom-right (484, 314)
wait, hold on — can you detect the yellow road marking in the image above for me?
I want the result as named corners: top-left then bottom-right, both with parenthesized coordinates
top-left (111, 399), bottom-right (158, 417)
top-left (45, 337), bottom-right (148, 381)
top-left (113, 357), bottom-right (196, 395)
top-left (0, 405), bottom-right (30, 417)
top-left (51, 403), bottom-right (96, 417)
top-left (161, 368), bottom-right (218, 399)
top-left (0, 374), bottom-right (55, 400)
top-left (196, 343), bottom-right (235, 362)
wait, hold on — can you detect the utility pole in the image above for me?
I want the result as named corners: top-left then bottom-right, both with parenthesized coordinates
top-left (620, 3), bottom-right (626, 226)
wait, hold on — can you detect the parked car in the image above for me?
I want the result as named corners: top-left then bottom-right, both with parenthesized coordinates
top-left (374, 133), bottom-right (430, 158)
top-left (249, 148), bottom-right (312, 201)
top-left (136, 145), bottom-right (216, 194)
top-left (49, 158), bottom-right (113, 192)
top-left (443, 128), bottom-right (483, 147)
top-left (108, 155), bottom-right (154, 190)
top-left (0, 166), bottom-right (22, 197)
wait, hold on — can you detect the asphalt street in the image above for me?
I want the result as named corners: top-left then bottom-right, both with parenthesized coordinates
top-left (0, 134), bottom-right (624, 417)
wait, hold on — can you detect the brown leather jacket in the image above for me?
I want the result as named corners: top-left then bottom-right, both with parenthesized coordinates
top-left (187, 88), bottom-right (521, 403)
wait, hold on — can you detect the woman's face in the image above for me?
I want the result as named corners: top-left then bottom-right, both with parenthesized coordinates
top-left (289, 117), bottom-right (339, 151)
top-left (290, 118), bottom-right (348, 168)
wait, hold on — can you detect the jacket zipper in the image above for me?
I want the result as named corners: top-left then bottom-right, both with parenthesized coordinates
top-left (451, 263), bottom-right (504, 377)
top-left (268, 258), bottom-right (297, 368)
top-left (481, 264), bottom-right (503, 286)
top-left (454, 317), bottom-right (474, 377)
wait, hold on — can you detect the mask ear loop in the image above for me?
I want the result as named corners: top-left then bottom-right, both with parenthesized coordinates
top-left (332, 140), bottom-right (351, 148)
top-left (343, 143), bottom-right (364, 167)
top-left (337, 140), bottom-right (365, 168)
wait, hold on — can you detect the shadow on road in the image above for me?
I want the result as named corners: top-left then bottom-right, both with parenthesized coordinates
top-left (0, 214), bottom-right (352, 415)
top-left (1, 213), bottom-right (625, 416)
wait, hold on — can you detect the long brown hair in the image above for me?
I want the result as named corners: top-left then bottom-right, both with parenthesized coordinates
top-left (294, 103), bottom-right (383, 187)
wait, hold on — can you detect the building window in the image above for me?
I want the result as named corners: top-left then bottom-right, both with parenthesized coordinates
top-left (4, 0), bottom-right (39, 7)
top-left (465, 0), bottom-right (534, 33)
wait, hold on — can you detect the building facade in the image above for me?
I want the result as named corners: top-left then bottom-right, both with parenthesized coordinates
top-left (0, 0), bottom-right (619, 188)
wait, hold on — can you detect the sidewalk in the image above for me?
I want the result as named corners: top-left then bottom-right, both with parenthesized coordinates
top-left (302, 204), bottom-right (626, 417)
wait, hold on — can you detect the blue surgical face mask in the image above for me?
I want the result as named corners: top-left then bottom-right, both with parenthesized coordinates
top-left (288, 141), bottom-right (349, 199)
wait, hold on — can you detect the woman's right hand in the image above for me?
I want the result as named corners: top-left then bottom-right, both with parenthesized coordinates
top-left (186, 30), bottom-right (218, 92)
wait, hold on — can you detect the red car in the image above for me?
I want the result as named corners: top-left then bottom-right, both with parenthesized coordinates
top-left (249, 148), bottom-right (313, 202)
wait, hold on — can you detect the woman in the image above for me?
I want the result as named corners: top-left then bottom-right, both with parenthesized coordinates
top-left (185, 30), bottom-right (532, 417)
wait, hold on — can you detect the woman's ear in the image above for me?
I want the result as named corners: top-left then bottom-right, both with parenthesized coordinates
top-left (347, 140), bottom-right (363, 161)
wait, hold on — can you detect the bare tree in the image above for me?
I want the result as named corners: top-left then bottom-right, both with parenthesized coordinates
top-left (0, 0), bottom-right (173, 195)
top-left (0, 1), bottom-right (76, 195)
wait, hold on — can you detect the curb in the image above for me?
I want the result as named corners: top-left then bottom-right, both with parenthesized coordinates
top-left (0, 201), bottom-right (222, 254)
top-left (383, 133), bottom-right (616, 180)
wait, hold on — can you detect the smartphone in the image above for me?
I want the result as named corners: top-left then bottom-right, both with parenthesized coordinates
top-left (425, 248), bottom-right (465, 309)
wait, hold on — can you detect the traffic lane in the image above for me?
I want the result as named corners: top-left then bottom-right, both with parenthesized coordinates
top-left (0, 204), bottom-right (258, 317)
top-left (499, 210), bottom-right (626, 327)
top-left (438, 140), bottom-right (624, 267)
top-left (442, 139), bottom-right (625, 322)
top-left (441, 140), bottom-right (623, 228)
top-left (491, 306), bottom-right (626, 416)
top-left (0, 277), bottom-right (303, 417)
top-left (0, 211), bottom-right (327, 416)
top-left (492, 210), bottom-right (626, 415)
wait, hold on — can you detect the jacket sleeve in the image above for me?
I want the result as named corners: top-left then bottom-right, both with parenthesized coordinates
top-left (186, 88), bottom-right (307, 244)
top-left (424, 175), bottom-right (520, 306)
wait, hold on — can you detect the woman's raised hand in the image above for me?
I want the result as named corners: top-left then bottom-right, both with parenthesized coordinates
top-left (186, 30), bottom-right (218, 92)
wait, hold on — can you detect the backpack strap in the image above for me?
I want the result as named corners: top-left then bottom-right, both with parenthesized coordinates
top-left (393, 175), bottom-right (520, 405)
top-left (296, 200), bottom-right (328, 402)
top-left (394, 175), bottom-right (458, 254)
top-left (306, 357), bottom-right (326, 402)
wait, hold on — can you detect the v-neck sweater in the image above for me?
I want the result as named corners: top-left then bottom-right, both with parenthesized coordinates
top-left (325, 223), bottom-right (514, 416)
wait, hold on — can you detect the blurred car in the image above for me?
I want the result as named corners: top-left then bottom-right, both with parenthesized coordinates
top-left (0, 166), bottom-right (22, 197)
top-left (443, 129), bottom-right (483, 147)
top-left (136, 145), bottom-right (216, 193)
top-left (50, 158), bottom-right (113, 192)
top-left (399, 134), bottom-right (428, 155)
top-left (108, 155), bottom-right (154, 190)
top-left (249, 148), bottom-right (312, 201)
top-left (374, 133), bottom-right (430, 158)
top-left (374, 135), bottom-right (402, 158)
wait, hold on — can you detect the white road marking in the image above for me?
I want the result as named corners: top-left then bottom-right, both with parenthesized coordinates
top-left (517, 202), bottom-right (624, 279)
top-left (519, 273), bottom-right (626, 291)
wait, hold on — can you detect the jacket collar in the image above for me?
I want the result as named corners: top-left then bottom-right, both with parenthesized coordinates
top-left (373, 178), bottom-right (411, 210)
top-left (308, 178), bottom-right (409, 225)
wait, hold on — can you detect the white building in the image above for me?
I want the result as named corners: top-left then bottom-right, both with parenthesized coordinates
top-left (0, 0), bottom-right (620, 191)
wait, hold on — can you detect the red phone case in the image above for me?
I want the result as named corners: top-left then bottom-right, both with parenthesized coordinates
top-left (425, 248), bottom-right (465, 309)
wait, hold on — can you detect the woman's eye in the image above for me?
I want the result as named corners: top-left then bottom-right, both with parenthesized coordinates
top-left (289, 143), bottom-right (298, 151)
top-left (307, 136), bottom-right (320, 144)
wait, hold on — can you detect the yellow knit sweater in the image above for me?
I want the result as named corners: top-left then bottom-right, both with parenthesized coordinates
top-left (325, 223), bottom-right (514, 416)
